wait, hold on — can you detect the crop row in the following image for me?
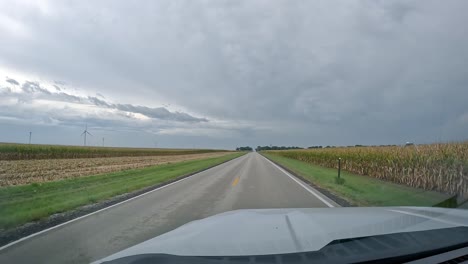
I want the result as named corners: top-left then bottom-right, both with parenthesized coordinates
top-left (0, 143), bottom-right (227, 160)
top-left (266, 142), bottom-right (468, 197)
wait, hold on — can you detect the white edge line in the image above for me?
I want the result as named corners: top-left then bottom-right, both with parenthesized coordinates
top-left (0, 154), bottom-right (246, 251)
top-left (261, 155), bottom-right (336, 208)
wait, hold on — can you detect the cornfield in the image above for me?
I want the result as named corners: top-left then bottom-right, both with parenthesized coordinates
top-left (267, 142), bottom-right (468, 197)
top-left (0, 143), bottom-right (228, 160)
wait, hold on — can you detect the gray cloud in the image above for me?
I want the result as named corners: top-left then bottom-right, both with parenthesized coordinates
top-left (87, 95), bottom-right (208, 122)
top-left (114, 104), bottom-right (207, 122)
top-left (54, 80), bottom-right (67, 86)
top-left (6, 78), bottom-right (19, 86)
top-left (0, 0), bottom-right (467, 148)
top-left (2, 79), bottom-right (208, 123)
top-left (22, 81), bottom-right (52, 94)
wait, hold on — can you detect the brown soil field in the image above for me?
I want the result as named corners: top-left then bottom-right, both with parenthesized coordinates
top-left (0, 152), bottom-right (232, 186)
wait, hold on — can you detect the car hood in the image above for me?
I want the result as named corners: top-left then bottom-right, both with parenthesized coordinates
top-left (94, 207), bottom-right (468, 263)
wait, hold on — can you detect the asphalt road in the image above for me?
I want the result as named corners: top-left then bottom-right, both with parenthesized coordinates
top-left (0, 152), bottom-right (338, 263)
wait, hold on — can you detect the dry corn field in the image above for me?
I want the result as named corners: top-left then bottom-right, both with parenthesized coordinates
top-left (0, 152), bottom-right (232, 186)
top-left (267, 142), bottom-right (468, 197)
top-left (0, 143), bottom-right (225, 160)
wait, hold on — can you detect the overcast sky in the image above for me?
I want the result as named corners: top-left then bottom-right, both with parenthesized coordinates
top-left (1, 0), bottom-right (467, 149)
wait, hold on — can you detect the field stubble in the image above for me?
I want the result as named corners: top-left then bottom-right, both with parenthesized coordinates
top-left (0, 152), bottom-right (232, 186)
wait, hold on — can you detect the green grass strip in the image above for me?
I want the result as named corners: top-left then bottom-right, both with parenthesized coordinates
top-left (0, 153), bottom-right (244, 229)
top-left (264, 153), bottom-right (450, 207)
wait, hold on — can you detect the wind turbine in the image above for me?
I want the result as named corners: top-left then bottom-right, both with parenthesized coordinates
top-left (81, 125), bottom-right (92, 146)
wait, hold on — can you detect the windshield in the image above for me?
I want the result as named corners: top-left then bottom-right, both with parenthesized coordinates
top-left (0, 1), bottom-right (467, 264)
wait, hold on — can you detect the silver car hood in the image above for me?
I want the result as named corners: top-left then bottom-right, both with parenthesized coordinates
top-left (94, 207), bottom-right (468, 263)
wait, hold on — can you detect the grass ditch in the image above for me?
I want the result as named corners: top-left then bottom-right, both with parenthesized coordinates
top-left (263, 153), bottom-right (451, 207)
top-left (0, 152), bottom-right (244, 230)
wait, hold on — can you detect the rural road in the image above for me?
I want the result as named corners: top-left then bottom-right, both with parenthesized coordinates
top-left (0, 152), bottom-right (338, 263)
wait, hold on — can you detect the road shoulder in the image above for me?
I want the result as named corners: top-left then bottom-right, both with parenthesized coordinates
top-left (261, 153), bottom-right (452, 207)
top-left (260, 153), bottom-right (350, 207)
top-left (0, 153), bottom-right (245, 248)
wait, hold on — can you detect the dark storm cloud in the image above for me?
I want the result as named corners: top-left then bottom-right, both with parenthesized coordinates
top-left (0, 0), bottom-right (467, 147)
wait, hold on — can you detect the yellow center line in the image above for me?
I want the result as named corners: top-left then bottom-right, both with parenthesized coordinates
top-left (231, 177), bottom-right (240, 187)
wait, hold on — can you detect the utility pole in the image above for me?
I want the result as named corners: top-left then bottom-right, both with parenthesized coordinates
top-left (102, 137), bottom-right (105, 147)
top-left (29, 131), bottom-right (32, 144)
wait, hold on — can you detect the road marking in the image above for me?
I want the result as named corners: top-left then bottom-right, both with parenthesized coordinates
top-left (261, 155), bottom-right (336, 208)
top-left (232, 177), bottom-right (240, 187)
top-left (0, 155), bottom-right (247, 251)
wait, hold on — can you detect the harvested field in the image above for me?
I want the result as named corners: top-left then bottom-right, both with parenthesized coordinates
top-left (0, 152), bottom-right (244, 230)
top-left (0, 152), bottom-right (232, 186)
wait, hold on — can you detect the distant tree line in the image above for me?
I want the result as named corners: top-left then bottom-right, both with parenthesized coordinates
top-left (255, 146), bottom-right (302, 151)
top-left (320, 145), bottom-right (401, 149)
top-left (344, 144), bottom-right (398, 148)
top-left (252, 144), bottom-right (403, 152)
top-left (236, 146), bottom-right (253, 151)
